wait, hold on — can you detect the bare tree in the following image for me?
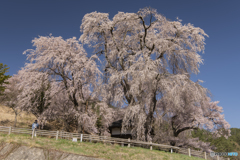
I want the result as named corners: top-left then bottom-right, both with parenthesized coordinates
top-left (1, 74), bottom-right (22, 127)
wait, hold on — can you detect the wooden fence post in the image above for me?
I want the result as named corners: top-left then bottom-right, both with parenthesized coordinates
top-left (8, 126), bottom-right (12, 135)
top-left (150, 142), bottom-right (152, 150)
top-left (217, 156), bottom-right (219, 160)
top-left (90, 135), bottom-right (92, 143)
top-left (204, 152), bottom-right (207, 159)
top-left (128, 138), bottom-right (130, 147)
top-left (103, 136), bottom-right (105, 144)
top-left (171, 148), bottom-right (173, 153)
top-left (203, 152), bottom-right (207, 159)
top-left (188, 148), bottom-right (191, 157)
top-left (121, 142), bottom-right (124, 147)
top-left (32, 128), bottom-right (35, 139)
top-left (56, 130), bottom-right (59, 140)
top-left (80, 134), bottom-right (83, 142)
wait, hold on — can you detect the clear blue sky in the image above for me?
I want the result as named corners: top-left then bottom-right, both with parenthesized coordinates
top-left (1, 0), bottom-right (239, 128)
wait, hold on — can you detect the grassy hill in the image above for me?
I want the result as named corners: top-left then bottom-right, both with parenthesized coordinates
top-left (191, 128), bottom-right (240, 160)
top-left (1, 104), bottom-right (240, 159)
top-left (0, 105), bottom-right (206, 160)
top-left (0, 105), bottom-right (36, 128)
top-left (0, 133), bottom-right (205, 160)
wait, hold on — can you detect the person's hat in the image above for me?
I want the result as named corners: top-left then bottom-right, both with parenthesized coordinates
top-left (35, 120), bottom-right (38, 122)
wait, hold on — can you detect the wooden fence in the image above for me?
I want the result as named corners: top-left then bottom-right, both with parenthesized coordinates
top-left (0, 126), bottom-right (230, 160)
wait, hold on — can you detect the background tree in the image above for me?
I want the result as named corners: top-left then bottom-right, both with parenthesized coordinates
top-left (0, 63), bottom-right (11, 96)
top-left (16, 70), bottom-right (51, 120)
top-left (0, 74), bottom-right (22, 127)
top-left (80, 7), bottom-right (230, 151)
top-left (229, 128), bottom-right (240, 145)
top-left (192, 128), bottom-right (240, 159)
top-left (17, 35), bottom-right (115, 134)
top-left (20, 71), bottom-right (51, 119)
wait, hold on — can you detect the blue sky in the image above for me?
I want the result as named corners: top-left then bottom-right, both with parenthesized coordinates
top-left (1, 0), bottom-right (239, 128)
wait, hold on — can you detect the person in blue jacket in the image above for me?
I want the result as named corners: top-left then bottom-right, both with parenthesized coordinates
top-left (32, 120), bottom-right (39, 137)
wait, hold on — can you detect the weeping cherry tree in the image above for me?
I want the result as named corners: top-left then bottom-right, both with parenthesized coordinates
top-left (79, 7), bottom-right (230, 151)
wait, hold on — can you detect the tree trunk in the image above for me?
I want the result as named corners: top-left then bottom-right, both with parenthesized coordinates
top-left (41, 120), bottom-right (44, 129)
top-left (14, 113), bottom-right (17, 127)
top-left (77, 122), bottom-right (84, 133)
top-left (62, 118), bottom-right (70, 132)
top-left (13, 109), bottom-right (18, 127)
top-left (77, 115), bottom-right (85, 134)
top-left (144, 91), bottom-right (157, 141)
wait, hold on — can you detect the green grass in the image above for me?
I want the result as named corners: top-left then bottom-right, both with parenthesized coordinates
top-left (0, 132), bottom-right (204, 160)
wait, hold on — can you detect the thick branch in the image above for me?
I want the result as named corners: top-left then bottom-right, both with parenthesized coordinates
top-left (120, 79), bottom-right (134, 104)
top-left (175, 126), bottom-right (198, 137)
top-left (139, 16), bottom-right (156, 54)
top-left (102, 32), bottom-right (118, 72)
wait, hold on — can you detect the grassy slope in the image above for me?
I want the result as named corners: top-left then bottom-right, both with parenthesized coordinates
top-left (0, 105), bottom-right (36, 128)
top-left (0, 133), bottom-right (204, 160)
top-left (0, 105), bottom-right (204, 160)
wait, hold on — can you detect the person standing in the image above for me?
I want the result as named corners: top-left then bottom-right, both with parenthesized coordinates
top-left (32, 120), bottom-right (39, 137)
